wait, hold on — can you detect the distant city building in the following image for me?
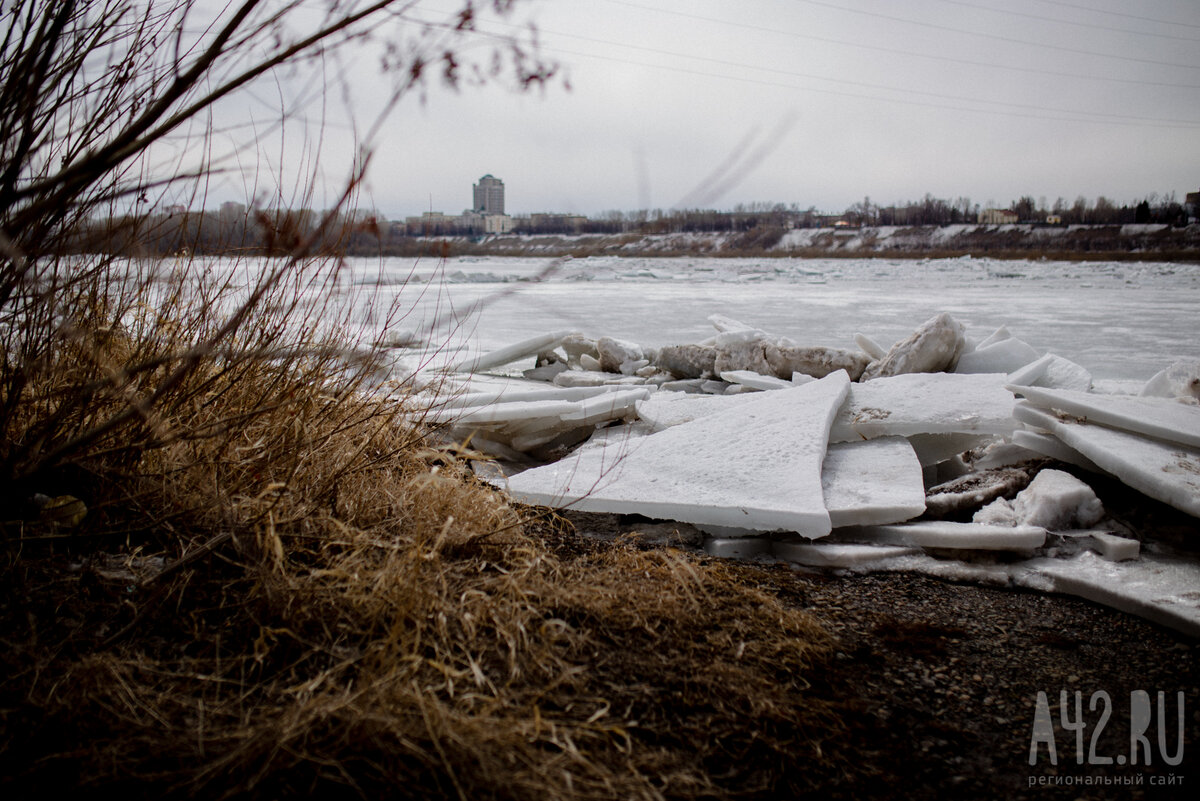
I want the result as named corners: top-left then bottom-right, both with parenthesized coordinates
top-left (528, 213), bottom-right (587, 234)
top-left (473, 174), bottom-right (505, 215)
top-left (219, 201), bottom-right (246, 219)
top-left (484, 214), bottom-right (514, 235)
top-left (978, 208), bottom-right (1018, 225)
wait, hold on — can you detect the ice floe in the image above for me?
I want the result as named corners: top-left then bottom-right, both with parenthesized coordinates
top-left (433, 313), bottom-right (1200, 636)
top-left (504, 373), bottom-right (850, 536)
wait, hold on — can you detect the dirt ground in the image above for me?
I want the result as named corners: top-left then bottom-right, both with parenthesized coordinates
top-left (563, 510), bottom-right (1200, 800)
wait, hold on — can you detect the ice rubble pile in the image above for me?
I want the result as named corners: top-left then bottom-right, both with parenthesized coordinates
top-left (428, 314), bottom-right (1200, 636)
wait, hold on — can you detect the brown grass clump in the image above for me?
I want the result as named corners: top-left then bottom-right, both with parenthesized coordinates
top-left (0, 252), bottom-right (847, 799)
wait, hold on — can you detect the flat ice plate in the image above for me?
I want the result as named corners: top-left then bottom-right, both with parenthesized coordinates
top-left (831, 372), bottom-right (1016, 441)
top-left (505, 372), bottom-right (850, 537)
top-left (1015, 402), bottom-right (1200, 519)
top-left (1011, 384), bottom-right (1200, 449)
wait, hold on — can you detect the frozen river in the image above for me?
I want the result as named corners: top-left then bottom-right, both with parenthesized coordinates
top-left (354, 255), bottom-right (1200, 382)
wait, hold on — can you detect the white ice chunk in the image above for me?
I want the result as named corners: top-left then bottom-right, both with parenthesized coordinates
top-left (853, 332), bottom-right (888, 360)
top-left (426, 398), bottom-right (582, 425)
top-left (861, 312), bottom-right (966, 380)
top-left (720, 370), bottom-right (793, 390)
top-left (823, 439), bottom-right (926, 527)
top-left (522, 362), bottom-right (568, 382)
top-left (503, 373), bottom-right (851, 537)
top-left (965, 440), bottom-right (1043, 470)
top-left (909, 433), bottom-right (995, 467)
top-left (1011, 400), bottom-right (1200, 518)
top-left (554, 371), bottom-right (641, 388)
top-left (1087, 532), bottom-right (1140, 562)
top-left (1141, 360), bottom-right (1200, 401)
top-left (839, 521), bottom-right (1047, 550)
top-left (449, 330), bottom-right (573, 373)
top-left (708, 313), bottom-right (758, 334)
top-left (619, 358), bottom-right (650, 375)
top-left (579, 353), bottom-right (603, 371)
top-left (559, 388), bottom-right (652, 425)
top-left (1021, 552), bottom-right (1200, 637)
top-left (1007, 353), bottom-right (1092, 392)
top-left (635, 391), bottom-right (761, 431)
top-left (974, 325), bottom-right (1012, 350)
top-left (1011, 383), bottom-right (1200, 449)
top-left (596, 336), bottom-right (644, 373)
top-left (831, 372), bottom-right (1016, 441)
top-left (1011, 428), bottom-right (1107, 475)
top-left (772, 541), bottom-right (920, 568)
top-left (954, 337), bottom-right (1039, 374)
top-left (1009, 469), bottom-right (1104, 530)
top-left (440, 384), bottom-right (623, 408)
top-left (972, 498), bottom-right (1016, 526)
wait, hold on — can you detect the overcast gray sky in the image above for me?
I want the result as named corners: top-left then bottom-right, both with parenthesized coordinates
top-left (213, 0), bottom-right (1200, 219)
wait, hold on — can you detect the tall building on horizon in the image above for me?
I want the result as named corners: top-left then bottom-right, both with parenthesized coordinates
top-left (473, 174), bottom-right (505, 216)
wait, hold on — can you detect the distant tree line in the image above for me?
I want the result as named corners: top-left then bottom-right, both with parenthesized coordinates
top-left (79, 190), bottom-right (1194, 258)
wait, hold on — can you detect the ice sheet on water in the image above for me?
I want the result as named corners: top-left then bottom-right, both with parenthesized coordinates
top-left (503, 373), bottom-right (850, 536)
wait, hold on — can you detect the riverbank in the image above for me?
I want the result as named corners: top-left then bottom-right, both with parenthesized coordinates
top-left (380, 223), bottom-right (1200, 261)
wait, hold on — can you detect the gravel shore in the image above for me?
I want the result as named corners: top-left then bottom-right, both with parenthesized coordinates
top-left (564, 510), bottom-right (1200, 799)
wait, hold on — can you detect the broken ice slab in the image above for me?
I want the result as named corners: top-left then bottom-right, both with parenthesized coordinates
top-left (559, 388), bottom-right (653, 426)
top-left (441, 383), bottom-right (630, 408)
top-left (924, 467), bottom-right (1031, 518)
top-left (425, 398), bottom-right (583, 425)
top-left (836, 521), bottom-right (1047, 551)
top-left (830, 372), bottom-right (1016, 442)
top-left (1009, 468), bottom-right (1104, 530)
top-left (634, 391), bottom-right (760, 431)
top-left (974, 325), bottom-right (1012, 350)
top-left (907, 433), bottom-right (996, 467)
top-left (772, 541), bottom-right (921, 568)
top-left (1010, 383), bottom-right (1200, 449)
top-left (648, 437), bottom-right (926, 535)
top-left (1011, 429), bottom-right (1106, 475)
top-left (705, 538), bottom-right (772, 559)
top-left (503, 372), bottom-right (851, 537)
top-left (861, 312), bottom-right (966, 381)
top-left (1086, 531), bottom-right (1141, 562)
top-left (553, 370), bottom-right (645, 388)
top-left (823, 439), bottom-right (926, 528)
top-left (1006, 353), bottom-right (1092, 392)
top-left (448, 330), bottom-right (574, 373)
top-left (1019, 552), bottom-right (1200, 638)
top-left (853, 332), bottom-right (888, 361)
top-left (1141, 359), bottom-right (1200, 401)
top-left (1012, 400), bottom-right (1200, 518)
top-left (954, 336), bottom-right (1039, 374)
top-left (719, 370), bottom-right (793, 391)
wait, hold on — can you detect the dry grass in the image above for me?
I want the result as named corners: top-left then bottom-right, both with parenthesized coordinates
top-left (0, 252), bottom-right (847, 799)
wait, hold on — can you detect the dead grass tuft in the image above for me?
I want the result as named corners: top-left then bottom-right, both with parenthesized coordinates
top-left (1, 254), bottom-right (848, 799)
